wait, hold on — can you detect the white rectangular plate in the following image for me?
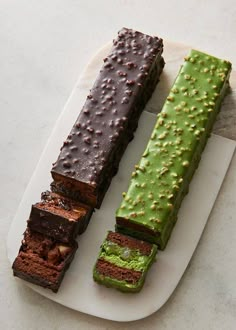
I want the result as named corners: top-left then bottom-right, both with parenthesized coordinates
top-left (7, 41), bottom-right (236, 322)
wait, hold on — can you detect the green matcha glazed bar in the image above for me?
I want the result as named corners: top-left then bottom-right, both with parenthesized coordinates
top-left (93, 231), bottom-right (157, 292)
top-left (116, 49), bottom-right (232, 250)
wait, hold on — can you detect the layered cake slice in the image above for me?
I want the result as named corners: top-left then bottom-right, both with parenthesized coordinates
top-left (51, 28), bottom-right (164, 208)
top-left (116, 49), bottom-right (232, 249)
top-left (12, 229), bottom-right (78, 292)
top-left (28, 191), bottom-right (93, 243)
top-left (93, 231), bottom-right (157, 292)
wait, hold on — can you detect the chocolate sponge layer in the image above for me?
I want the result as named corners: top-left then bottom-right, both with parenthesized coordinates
top-left (96, 259), bottom-right (142, 284)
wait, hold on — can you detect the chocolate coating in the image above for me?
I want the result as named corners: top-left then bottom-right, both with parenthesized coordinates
top-left (51, 28), bottom-right (164, 207)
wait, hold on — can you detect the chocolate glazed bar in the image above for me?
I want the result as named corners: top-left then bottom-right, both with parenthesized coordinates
top-left (51, 28), bottom-right (164, 208)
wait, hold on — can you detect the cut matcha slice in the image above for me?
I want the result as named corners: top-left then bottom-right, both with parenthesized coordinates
top-left (93, 231), bottom-right (157, 293)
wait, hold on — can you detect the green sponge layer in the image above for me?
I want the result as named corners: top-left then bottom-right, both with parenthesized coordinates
top-left (116, 49), bottom-right (232, 249)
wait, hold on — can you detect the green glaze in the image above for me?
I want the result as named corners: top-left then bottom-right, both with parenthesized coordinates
top-left (116, 49), bottom-right (232, 249)
top-left (93, 232), bottom-right (158, 292)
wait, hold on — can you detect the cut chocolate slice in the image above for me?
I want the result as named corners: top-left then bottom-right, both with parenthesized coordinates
top-left (28, 191), bottom-right (93, 243)
top-left (12, 229), bottom-right (78, 293)
top-left (51, 28), bottom-right (164, 208)
top-left (116, 49), bottom-right (232, 249)
top-left (93, 231), bottom-right (157, 292)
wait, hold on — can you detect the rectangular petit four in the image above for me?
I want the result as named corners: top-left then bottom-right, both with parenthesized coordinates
top-left (28, 191), bottom-right (93, 243)
top-left (93, 231), bottom-right (157, 292)
top-left (116, 49), bottom-right (232, 249)
top-left (12, 229), bottom-right (78, 292)
top-left (51, 28), bottom-right (164, 208)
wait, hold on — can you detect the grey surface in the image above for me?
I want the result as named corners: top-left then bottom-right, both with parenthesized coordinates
top-left (0, 0), bottom-right (236, 329)
top-left (213, 75), bottom-right (236, 140)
